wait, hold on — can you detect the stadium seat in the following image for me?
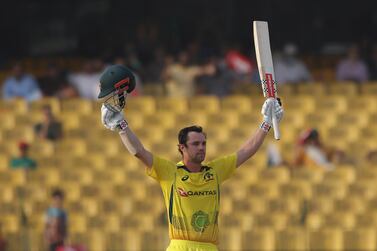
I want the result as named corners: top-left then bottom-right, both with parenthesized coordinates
top-left (206, 112), bottom-right (240, 129)
top-left (323, 166), bottom-right (355, 184)
top-left (174, 112), bottom-right (208, 129)
top-left (348, 180), bottom-right (377, 200)
top-left (256, 212), bottom-right (288, 230)
top-left (241, 227), bottom-right (275, 251)
top-left (361, 82), bottom-right (377, 95)
top-left (305, 212), bottom-right (323, 230)
top-left (316, 95), bottom-right (348, 113)
top-left (258, 167), bottom-right (290, 184)
top-left (356, 211), bottom-right (377, 227)
top-left (60, 98), bottom-right (92, 115)
top-left (29, 97), bottom-right (60, 114)
top-left (69, 214), bottom-right (87, 234)
top-left (343, 227), bottom-right (376, 251)
top-left (124, 96), bottom-right (156, 114)
top-left (279, 180), bottom-right (312, 200)
top-left (282, 95), bottom-right (315, 113)
top-left (296, 83), bottom-right (326, 96)
top-left (143, 112), bottom-right (176, 129)
top-left (188, 95), bottom-right (220, 113)
top-left (156, 97), bottom-right (188, 113)
top-left (333, 197), bottom-right (366, 214)
top-left (309, 227), bottom-right (343, 251)
top-left (291, 168), bottom-right (324, 184)
top-left (0, 98), bottom-right (28, 114)
top-left (268, 197), bottom-right (301, 215)
top-left (325, 212), bottom-right (355, 229)
top-left (327, 82), bottom-right (358, 96)
top-left (276, 227), bottom-right (308, 251)
top-left (218, 227), bottom-right (243, 251)
top-left (221, 95), bottom-right (252, 113)
top-left (313, 180), bottom-right (347, 200)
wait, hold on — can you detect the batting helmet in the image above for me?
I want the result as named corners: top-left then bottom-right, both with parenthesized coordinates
top-left (98, 65), bottom-right (136, 109)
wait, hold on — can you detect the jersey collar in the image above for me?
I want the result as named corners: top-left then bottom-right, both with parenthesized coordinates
top-left (176, 161), bottom-right (210, 173)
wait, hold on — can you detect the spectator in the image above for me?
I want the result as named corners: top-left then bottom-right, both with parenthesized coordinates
top-left (68, 59), bottom-right (103, 99)
top-left (196, 56), bottom-right (234, 97)
top-left (164, 51), bottom-right (215, 97)
top-left (293, 128), bottom-right (343, 171)
top-left (10, 141), bottom-right (37, 170)
top-left (2, 63), bottom-right (42, 101)
top-left (44, 189), bottom-right (68, 251)
top-left (38, 64), bottom-right (78, 98)
top-left (34, 105), bottom-right (63, 141)
top-left (274, 43), bottom-right (312, 84)
top-left (336, 45), bottom-right (369, 82)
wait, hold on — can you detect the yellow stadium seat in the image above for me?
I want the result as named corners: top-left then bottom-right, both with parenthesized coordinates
top-left (343, 228), bottom-right (376, 251)
top-left (356, 211), bottom-right (377, 227)
top-left (85, 139), bottom-right (120, 157)
top-left (69, 214), bottom-right (87, 234)
top-left (315, 95), bottom-right (348, 113)
top-left (333, 197), bottom-right (366, 214)
top-left (88, 230), bottom-right (106, 251)
top-left (189, 95), bottom-right (220, 113)
top-left (124, 96), bottom-right (156, 114)
top-left (174, 112), bottom-right (208, 129)
top-left (313, 180), bottom-right (347, 199)
top-left (283, 95), bottom-right (315, 113)
top-left (307, 196), bottom-right (334, 215)
top-left (276, 227), bottom-right (308, 251)
top-left (337, 112), bottom-right (370, 128)
top-left (241, 227), bottom-right (275, 251)
top-left (2, 215), bottom-right (19, 234)
top-left (156, 97), bottom-right (188, 113)
top-left (325, 212), bottom-right (355, 229)
top-left (291, 168), bottom-right (324, 184)
top-left (259, 167), bottom-right (290, 184)
top-left (309, 227), bottom-right (343, 251)
top-left (297, 83), bottom-right (326, 96)
top-left (143, 112), bottom-right (176, 129)
top-left (305, 212), bottom-right (324, 230)
top-left (278, 83), bottom-right (295, 97)
top-left (221, 95), bottom-right (252, 113)
top-left (28, 140), bottom-right (55, 157)
top-left (0, 98), bottom-right (28, 114)
top-left (60, 98), bottom-right (92, 114)
top-left (218, 227), bottom-right (243, 251)
top-left (256, 212), bottom-right (288, 230)
top-left (268, 197), bottom-right (301, 215)
top-left (2, 127), bottom-right (35, 142)
top-left (327, 82), bottom-right (358, 96)
top-left (323, 166), bottom-right (355, 184)
top-left (348, 180), bottom-right (377, 200)
top-left (29, 97), bottom-right (60, 114)
top-left (206, 112), bottom-right (239, 128)
top-left (361, 82), bottom-right (377, 95)
top-left (55, 139), bottom-right (86, 157)
top-left (326, 126), bottom-right (360, 144)
top-left (304, 112), bottom-right (338, 129)
top-left (349, 95), bottom-right (377, 113)
top-left (279, 180), bottom-right (312, 200)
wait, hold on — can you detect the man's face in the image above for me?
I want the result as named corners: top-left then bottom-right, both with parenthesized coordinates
top-left (180, 132), bottom-right (206, 163)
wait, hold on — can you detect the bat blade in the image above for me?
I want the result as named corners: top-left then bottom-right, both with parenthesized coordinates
top-left (253, 20), bottom-right (281, 140)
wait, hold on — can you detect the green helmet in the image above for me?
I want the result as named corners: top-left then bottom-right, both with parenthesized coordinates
top-left (98, 65), bottom-right (136, 109)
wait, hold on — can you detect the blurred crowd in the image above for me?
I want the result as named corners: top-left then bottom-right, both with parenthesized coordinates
top-left (1, 42), bottom-right (377, 102)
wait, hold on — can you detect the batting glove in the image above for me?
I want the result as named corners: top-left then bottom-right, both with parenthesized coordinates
top-left (260, 98), bottom-right (283, 132)
top-left (101, 103), bottom-right (128, 131)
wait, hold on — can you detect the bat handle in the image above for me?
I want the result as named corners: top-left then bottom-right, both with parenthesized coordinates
top-left (272, 109), bottom-right (281, 140)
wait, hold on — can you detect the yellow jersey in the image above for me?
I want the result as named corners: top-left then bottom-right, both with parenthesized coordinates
top-left (146, 154), bottom-right (237, 245)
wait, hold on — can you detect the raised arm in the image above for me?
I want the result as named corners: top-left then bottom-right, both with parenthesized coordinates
top-left (101, 104), bottom-right (153, 168)
top-left (236, 98), bottom-right (283, 167)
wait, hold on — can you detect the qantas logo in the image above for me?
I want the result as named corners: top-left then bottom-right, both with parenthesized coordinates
top-left (177, 187), bottom-right (217, 197)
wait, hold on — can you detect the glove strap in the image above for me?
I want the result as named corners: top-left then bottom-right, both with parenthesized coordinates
top-left (118, 119), bottom-right (129, 131)
top-left (260, 121), bottom-right (271, 133)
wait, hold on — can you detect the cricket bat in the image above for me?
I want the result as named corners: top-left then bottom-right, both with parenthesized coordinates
top-left (253, 20), bottom-right (281, 140)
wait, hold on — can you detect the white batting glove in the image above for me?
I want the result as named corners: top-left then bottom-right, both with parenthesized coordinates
top-left (260, 98), bottom-right (284, 132)
top-left (101, 103), bottom-right (128, 131)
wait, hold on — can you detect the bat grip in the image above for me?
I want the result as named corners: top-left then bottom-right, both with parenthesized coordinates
top-left (272, 109), bottom-right (281, 140)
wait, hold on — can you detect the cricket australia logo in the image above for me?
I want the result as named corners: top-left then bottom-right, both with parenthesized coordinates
top-left (203, 172), bottom-right (214, 182)
top-left (191, 210), bottom-right (210, 233)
